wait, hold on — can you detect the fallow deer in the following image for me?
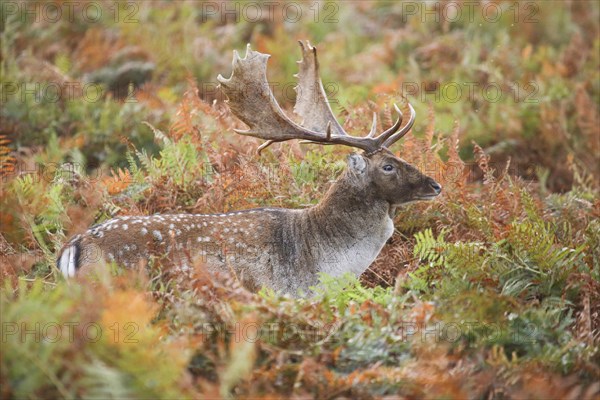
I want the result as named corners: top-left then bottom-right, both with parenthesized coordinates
top-left (57, 41), bottom-right (442, 294)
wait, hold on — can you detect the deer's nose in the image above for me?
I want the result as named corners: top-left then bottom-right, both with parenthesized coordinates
top-left (429, 180), bottom-right (442, 194)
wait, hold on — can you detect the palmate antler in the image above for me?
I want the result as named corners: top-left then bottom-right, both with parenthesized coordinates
top-left (217, 41), bottom-right (415, 154)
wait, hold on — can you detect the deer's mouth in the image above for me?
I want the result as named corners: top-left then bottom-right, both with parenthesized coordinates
top-left (416, 195), bottom-right (439, 201)
top-left (416, 180), bottom-right (442, 200)
top-left (414, 191), bottom-right (442, 201)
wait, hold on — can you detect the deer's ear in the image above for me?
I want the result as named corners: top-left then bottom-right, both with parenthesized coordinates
top-left (347, 153), bottom-right (367, 174)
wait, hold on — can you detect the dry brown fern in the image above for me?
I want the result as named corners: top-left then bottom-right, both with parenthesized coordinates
top-left (0, 135), bottom-right (16, 178)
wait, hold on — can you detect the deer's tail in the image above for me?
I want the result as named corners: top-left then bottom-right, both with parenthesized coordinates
top-left (57, 236), bottom-right (82, 278)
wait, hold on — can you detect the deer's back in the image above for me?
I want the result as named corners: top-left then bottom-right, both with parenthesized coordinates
top-left (61, 209), bottom-right (300, 289)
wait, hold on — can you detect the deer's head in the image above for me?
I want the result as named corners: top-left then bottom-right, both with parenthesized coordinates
top-left (217, 41), bottom-right (441, 206)
top-left (346, 150), bottom-right (441, 206)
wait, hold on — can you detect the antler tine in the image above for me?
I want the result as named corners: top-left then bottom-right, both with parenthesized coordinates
top-left (381, 103), bottom-right (416, 148)
top-left (257, 140), bottom-right (277, 155)
top-left (374, 104), bottom-right (403, 143)
top-left (366, 113), bottom-right (378, 138)
top-left (298, 121), bottom-right (333, 146)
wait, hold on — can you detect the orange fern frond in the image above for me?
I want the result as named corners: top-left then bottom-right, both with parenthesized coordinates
top-left (102, 168), bottom-right (133, 195)
top-left (0, 135), bottom-right (16, 178)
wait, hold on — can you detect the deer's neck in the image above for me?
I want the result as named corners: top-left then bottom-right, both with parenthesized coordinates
top-left (312, 173), bottom-right (390, 225)
top-left (301, 172), bottom-right (393, 276)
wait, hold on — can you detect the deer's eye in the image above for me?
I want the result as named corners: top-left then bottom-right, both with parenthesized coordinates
top-left (382, 165), bottom-right (394, 172)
